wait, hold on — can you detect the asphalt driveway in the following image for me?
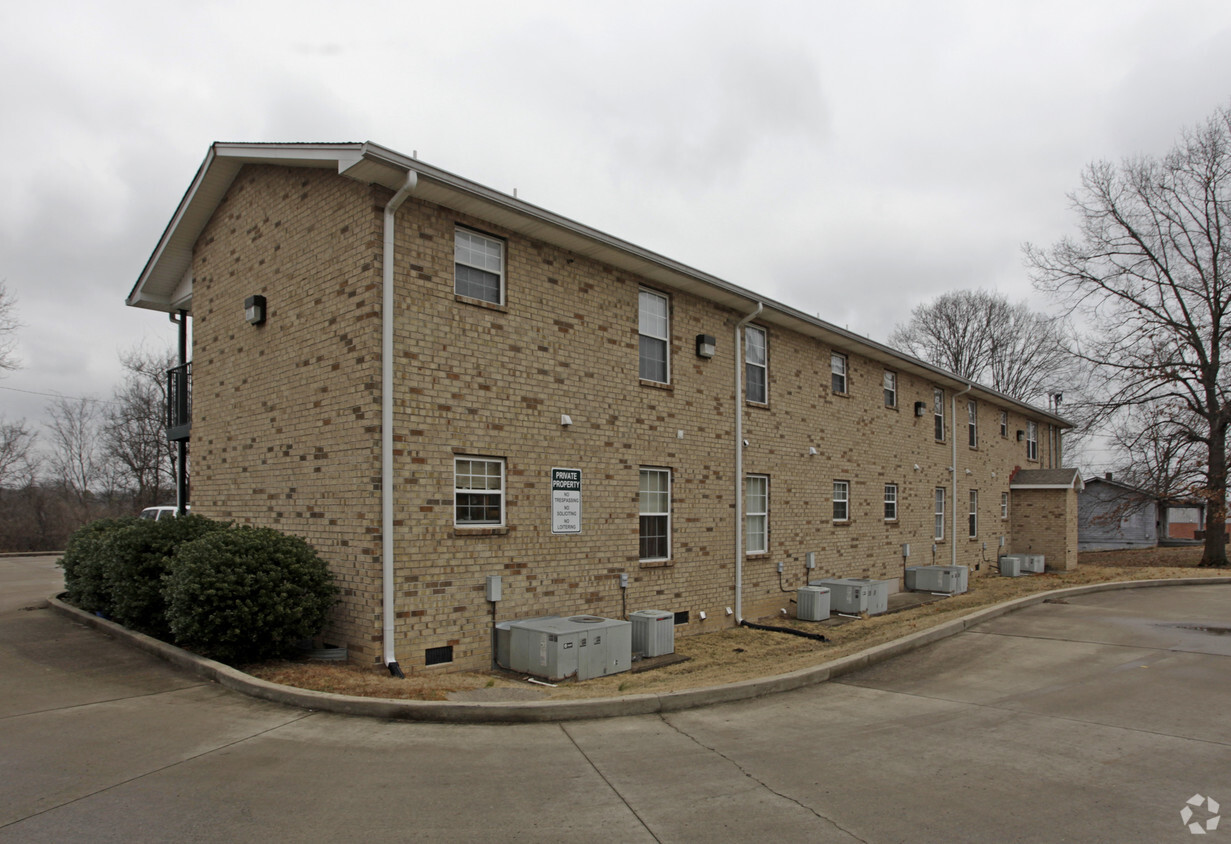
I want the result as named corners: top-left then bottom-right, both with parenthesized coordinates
top-left (2, 555), bottom-right (1228, 842)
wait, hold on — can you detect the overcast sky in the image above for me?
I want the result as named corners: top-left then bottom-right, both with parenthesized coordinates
top-left (2, 0), bottom-right (1230, 470)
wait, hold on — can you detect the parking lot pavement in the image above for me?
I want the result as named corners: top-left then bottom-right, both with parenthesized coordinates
top-left (2, 564), bottom-right (1229, 842)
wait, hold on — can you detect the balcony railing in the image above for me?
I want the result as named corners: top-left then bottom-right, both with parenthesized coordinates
top-left (167, 362), bottom-right (192, 442)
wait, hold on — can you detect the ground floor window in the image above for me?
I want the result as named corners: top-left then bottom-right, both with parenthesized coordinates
top-left (934, 488), bottom-right (946, 540)
top-left (833, 480), bottom-right (850, 522)
top-left (969, 489), bottom-right (978, 538)
top-left (746, 474), bottom-right (768, 553)
top-left (639, 467), bottom-right (671, 560)
top-left (884, 483), bottom-right (898, 521)
top-left (454, 456), bottom-right (505, 526)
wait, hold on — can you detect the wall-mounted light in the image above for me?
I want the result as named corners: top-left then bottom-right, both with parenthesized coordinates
top-left (561, 414), bottom-right (573, 427)
top-left (914, 401), bottom-right (927, 417)
top-left (244, 295), bottom-right (267, 326)
top-left (696, 334), bottom-right (716, 358)
top-left (1016, 430), bottom-right (1025, 441)
top-left (809, 446), bottom-right (818, 456)
top-left (913, 463), bottom-right (921, 471)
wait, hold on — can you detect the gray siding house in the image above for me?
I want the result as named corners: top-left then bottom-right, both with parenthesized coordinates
top-left (1078, 475), bottom-right (1158, 551)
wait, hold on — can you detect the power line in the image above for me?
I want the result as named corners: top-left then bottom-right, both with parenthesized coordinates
top-left (0, 383), bottom-right (121, 406)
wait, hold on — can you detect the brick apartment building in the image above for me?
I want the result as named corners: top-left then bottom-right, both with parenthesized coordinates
top-left (127, 142), bottom-right (1075, 673)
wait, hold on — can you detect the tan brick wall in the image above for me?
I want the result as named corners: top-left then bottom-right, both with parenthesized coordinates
top-left (188, 164), bottom-right (1065, 672)
top-left (1010, 487), bottom-right (1078, 571)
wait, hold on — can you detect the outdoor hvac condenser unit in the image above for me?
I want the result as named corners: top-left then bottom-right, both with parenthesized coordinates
top-left (495, 616), bottom-right (560, 669)
top-left (507, 615), bottom-right (632, 681)
top-left (810, 578), bottom-right (891, 615)
top-left (998, 554), bottom-right (1027, 577)
top-left (905, 565), bottom-right (969, 595)
top-left (796, 586), bottom-right (831, 621)
top-left (1020, 554), bottom-right (1046, 573)
top-left (629, 609), bottom-right (675, 657)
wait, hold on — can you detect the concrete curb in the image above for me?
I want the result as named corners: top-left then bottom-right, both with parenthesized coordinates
top-left (48, 576), bottom-right (1231, 723)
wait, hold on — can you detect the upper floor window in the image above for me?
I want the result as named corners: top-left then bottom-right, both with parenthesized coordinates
top-left (883, 371), bottom-right (897, 408)
top-left (1026, 421), bottom-right (1039, 461)
top-left (968, 400), bottom-right (978, 448)
top-left (746, 326), bottom-right (767, 403)
top-left (454, 456), bottom-right (505, 526)
top-left (746, 474), bottom-right (768, 553)
top-left (454, 228), bottom-right (504, 305)
top-left (833, 480), bottom-right (850, 522)
top-left (1001, 491), bottom-right (1009, 520)
top-left (934, 388), bottom-right (945, 441)
top-left (638, 290), bottom-right (670, 383)
top-left (1000, 411), bottom-right (1008, 438)
top-left (639, 467), bottom-right (671, 560)
top-left (831, 353), bottom-right (848, 394)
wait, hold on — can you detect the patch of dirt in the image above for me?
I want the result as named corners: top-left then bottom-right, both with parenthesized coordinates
top-left (245, 551), bottom-right (1228, 703)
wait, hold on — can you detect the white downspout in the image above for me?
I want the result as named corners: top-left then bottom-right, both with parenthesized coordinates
top-left (734, 301), bottom-right (762, 622)
top-left (951, 382), bottom-right (973, 568)
top-left (382, 171), bottom-right (418, 677)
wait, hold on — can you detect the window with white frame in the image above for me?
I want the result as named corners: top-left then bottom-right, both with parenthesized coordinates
top-left (454, 228), bottom-right (505, 305)
top-left (831, 352), bottom-right (848, 394)
top-left (934, 487), bottom-right (946, 540)
top-left (454, 456), bottom-right (505, 526)
top-left (1000, 411), bottom-right (1008, 438)
top-left (1001, 491), bottom-right (1009, 520)
top-left (934, 388), bottom-right (945, 441)
top-left (969, 489), bottom-right (978, 538)
top-left (833, 480), bottom-right (850, 521)
top-left (638, 290), bottom-right (669, 383)
top-left (1026, 420), bottom-right (1038, 461)
top-left (884, 483), bottom-right (898, 521)
top-left (746, 474), bottom-right (768, 553)
top-left (883, 371), bottom-right (897, 408)
top-left (968, 400), bottom-right (978, 448)
top-left (639, 467), bottom-right (671, 560)
top-left (746, 326), bottom-right (767, 403)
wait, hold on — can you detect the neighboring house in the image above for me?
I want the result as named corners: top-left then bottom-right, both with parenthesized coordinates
top-left (1162, 503), bottom-right (1205, 542)
top-left (126, 142), bottom-right (1075, 674)
top-left (1078, 475), bottom-right (1158, 551)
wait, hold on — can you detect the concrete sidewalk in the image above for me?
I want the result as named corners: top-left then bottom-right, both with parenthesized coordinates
top-left (4, 554), bottom-right (1231, 841)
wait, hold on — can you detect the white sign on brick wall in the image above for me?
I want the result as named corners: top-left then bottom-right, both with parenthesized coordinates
top-left (551, 468), bottom-right (582, 534)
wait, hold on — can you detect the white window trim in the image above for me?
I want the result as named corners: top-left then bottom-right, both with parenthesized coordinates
top-left (1001, 491), bottom-right (1009, 520)
top-left (454, 227), bottom-right (505, 305)
top-left (831, 353), bottom-right (848, 394)
top-left (934, 388), bottom-right (945, 441)
top-left (884, 483), bottom-right (898, 521)
top-left (638, 288), bottom-right (670, 384)
top-left (1026, 421), bottom-right (1039, 461)
top-left (934, 487), bottom-right (946, 540)
top-left (969, 489), bottom-right (978, 539)
top-left (639, 467), bottom-right (672, 561)
top-left (746, 474), bottom-right (769, 554)
top-left (833, 480), bottom-right (850, 522)
top-left (746, 325), bottom-right (768, 404)
top-left (453, 455), bottom-right (506, 527)
top-left (1000, 411), bottom-right (1008, 438)
top-left (968, 400), bottom-right (978, 448)
top-left (884, 371), bottom-right (897, 408)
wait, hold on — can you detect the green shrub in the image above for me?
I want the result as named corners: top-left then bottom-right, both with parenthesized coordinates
top-left (163, 526), bottom-right (338, 664)
top-left (98, 515), bottom-right (226, 637)
top-left (59, 518), bottom-right (134, 615)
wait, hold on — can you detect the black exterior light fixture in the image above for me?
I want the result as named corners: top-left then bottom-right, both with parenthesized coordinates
top-left (696, 334), bottom-right (716, 358)
top-left (914, 401), bottom-right (927, 417)
top-left (244, 295), bottom-right (267, 326)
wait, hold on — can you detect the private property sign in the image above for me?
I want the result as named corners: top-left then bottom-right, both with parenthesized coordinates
top-left (551, 468), bottom-right (582, 534)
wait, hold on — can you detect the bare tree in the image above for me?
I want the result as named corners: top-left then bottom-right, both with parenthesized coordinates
top-left (889, 290), bottom-right (1073, 404)
top-left (0, 280), bottom-right (19, 373)
top-left (0, 419), bottom-right (37, 488)
top-left (103, 346), bottom-right (175, 508)
top-left (45, 396), bottom-right (107, 514)
top-left (1108, 403), bottom-right (1204, 499)
top-left (1027, 103), bottom-right (1231, 566)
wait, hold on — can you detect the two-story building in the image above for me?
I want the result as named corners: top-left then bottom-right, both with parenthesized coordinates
top-left (126, 142), bottom-right (1074, 674)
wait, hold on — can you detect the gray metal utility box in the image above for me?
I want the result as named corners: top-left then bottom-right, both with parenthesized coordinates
top-left (629, 609), bottom-right (675, 657)
top-left (810, 578), bottom-right (891, 615)
top-left (507, 615), bottom-right (632, 681)
top-left (998, 554), bottom-right (1027, 577)
top-left (905, 565), bottom-right (969, 595)
top-left (796, 586), bottom-right (831, 621)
